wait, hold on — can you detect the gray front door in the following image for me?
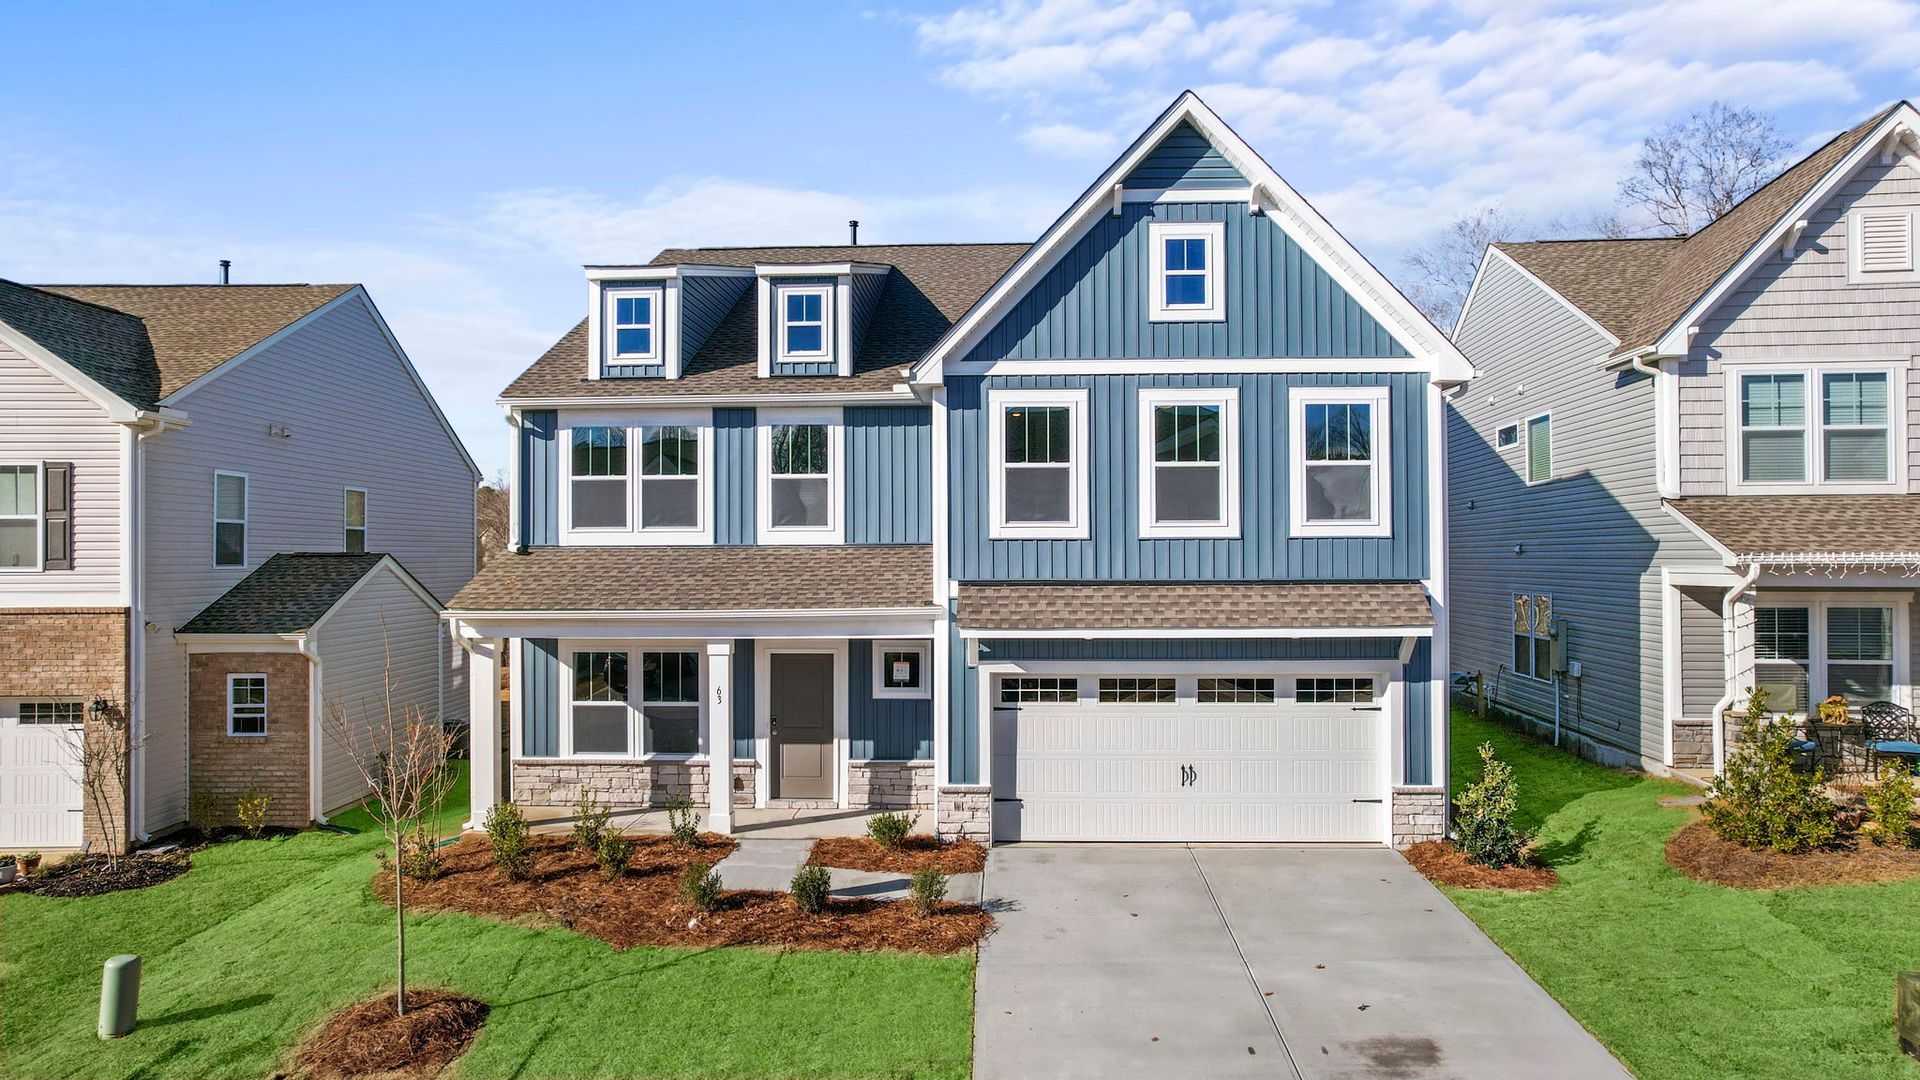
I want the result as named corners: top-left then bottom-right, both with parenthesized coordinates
top-left (771, 653), bottom-right (834, 800)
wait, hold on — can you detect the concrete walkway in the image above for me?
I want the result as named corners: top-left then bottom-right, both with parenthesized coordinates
top-left (714, 837), bottom-right (984, 901)
top-left (974, 846), bottom-right (1628, 1080)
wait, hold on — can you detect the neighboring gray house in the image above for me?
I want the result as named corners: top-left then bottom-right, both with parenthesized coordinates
top-left (0, 281), bottom-right (479, 849)
top-left (1448, 101), bottom-right (1920, 774)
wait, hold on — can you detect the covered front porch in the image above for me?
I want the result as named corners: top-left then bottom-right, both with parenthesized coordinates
top-left (521, 802), bottom-right (934, 839)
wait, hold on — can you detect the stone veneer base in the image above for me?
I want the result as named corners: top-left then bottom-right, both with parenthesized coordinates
top-left (511, 759), bottom-right (933, 810)
top-left (1391, 785), bottom-right (1447, 849)
top-left (935, 785), bottom-right (991, 843)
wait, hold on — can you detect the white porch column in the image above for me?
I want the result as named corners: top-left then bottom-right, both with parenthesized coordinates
top-left (466, 637), bottom-right (502, 830)
top-left (706, 641), bottom-right (734, 835)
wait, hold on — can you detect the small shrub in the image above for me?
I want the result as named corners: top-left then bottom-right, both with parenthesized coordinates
top-left (483, 802), bottom-right (534, 880)
top-left (188, 790), bottom-right (222, 832)
top-left (1865, 759), bottom-right (1916, 848)
top-left (571, 792), bottom-right (612, 853)
top-left (867, 810), bottom-right (916, 850)
top-left (791, 864), bottom-right (832, 914)
top-left (400, 823), bottom-right (443, 881)
top-left (908, 867), bottom-right (947, 916)
top-left (681, 858), bottom-right (722, 910)
top-left (1453, 742), bottom-right (1533, 869)
top-left (596, 830), bottom-right (635, 880)
top-left (235, 785), bottom-right (271, 838)
top-left (666, 795), bottom-right (700, 848)
top-left (1703, 689), bottom-right (1837, 854)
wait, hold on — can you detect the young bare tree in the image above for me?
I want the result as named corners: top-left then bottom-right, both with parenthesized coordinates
top-left (475, 473), bottom-right (510, 569)
top-left (1618, 102), bottom-right (1791, 236)
top-left (1400, 204), bottom-right (1528, 332)
top-left (62, 695), bottom-right (140, 868)
top-left (323, 642), bottom-right (459, 1018)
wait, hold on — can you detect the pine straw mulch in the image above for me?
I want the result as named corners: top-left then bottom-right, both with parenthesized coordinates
top-left (808, 835), bottom-right (987, 874)
top-left (377, 834), bottom-right (992, 955)
top-left (18, 851), bottom-right (192, 898)
top-left (1402, 841), bottom-right (1560, 892)
top-left (1665, 819), bottom-right (1920, 889)
top-left (293, 989), bottom-right (488, 1080)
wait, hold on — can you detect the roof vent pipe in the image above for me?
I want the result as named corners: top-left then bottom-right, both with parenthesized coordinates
top-left (849, 220), bottom-right (859, 246)
top-left (218, 260), bottom-right (231, 285)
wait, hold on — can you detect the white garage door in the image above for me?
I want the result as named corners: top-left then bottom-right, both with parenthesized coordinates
top-left (990, 674), bottom-right (1387, 843)
top-left (0, 700), bottom-right (85, 849)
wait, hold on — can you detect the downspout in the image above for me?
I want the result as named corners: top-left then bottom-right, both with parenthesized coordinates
top-left (293, 632), bottom-right (325, 824)
top-left (1626, 351), bottom-right (1677, 499)
top-left (1708, 561), bottom-right (1763, 775)
top-left (127, 411), bottom-right (179, 841)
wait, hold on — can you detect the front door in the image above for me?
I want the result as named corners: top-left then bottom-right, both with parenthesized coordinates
top-left (771, 653), bottom-right (835, 800)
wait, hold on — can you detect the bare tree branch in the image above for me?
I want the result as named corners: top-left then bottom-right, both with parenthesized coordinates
top-left (62, 695), bottom-right (140, 869)
top-left (1399, 205), bottom-right (1529, 332)
top-left (1617, 102), bottom-right (1792, 236)
top-left (475, 473), bottom-right (510, 570)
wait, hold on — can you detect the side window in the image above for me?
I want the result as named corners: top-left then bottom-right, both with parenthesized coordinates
top-left (570, 427), bottom-right (629, 529)
top-left (873, 641), bottom-right (931, 700)
top-left (214, 471), bottom-right (248, 568)
top-left (0, 463), bottom-right (41, 570)
top-left (1738, 372), bottom-right (1806, 484)
top-left (1526, 414), bottom-right (1553, 484)
top-left (227, 674), bottom-right (268, 736)
top-left (1512, 594), bottom-right (1554, 680)
top-left (1147, 221), bottom-right (1225, 322)
top-left (570, 650), bottom-right (630, 755)
top-left (639, 651), bottom-right (701, 755)
top-left (1139, 390), bottom-right (1238, 538)
top-left (344, 487), bottom-right (367, 554)
top-left (988, 390), bottom-right (1088, 540)
top-left (1291, 387), bottom-right (1390, 537)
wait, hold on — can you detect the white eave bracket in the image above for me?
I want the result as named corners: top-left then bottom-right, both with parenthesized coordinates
top-left (1781, 219), bottom-right (1808, 259)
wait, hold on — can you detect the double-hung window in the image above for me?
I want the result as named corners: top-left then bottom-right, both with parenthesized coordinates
top-left (1827, 606), bottom-right (1895, 705)
top-left (1139, 389), bottom-right (1238, 538)
top-left (344, 487), bottom-right (367, 553)
top-left (778, 288), bottom-right (829, 359)
top-left (639, 650), bottom-right (700, 755)
top-left (1147, 221), bottom-right (1225, 321)
top-left (1290, 386), bottom-right (1390, 537)
top-left (0, 464), bottom-right (39, 570)
top-left (569, 427), bottom-right (629, 529)
top-left (1754, 601), bottom-right (1901, 715)
top-left (1754, 607), bottom-right (1812, 715)
top-left (570, 650), bottom-right (630, 755)
top-left (1525, 414), bottom-right (1553, 484)
top-left (214, 471), bottom-right (248, 568)
top-left (1739, 372), bottom-right (1808, 483)
top-left (604, 287), bottom-right (661, 363)
top-left (227, 674), bottom-right (267, 737)
top-left (1733, 365), bottom-right (1901, 490)
top-left (1512, 594), bottom-right (1554, 680)
top-left (1821, 372), bottom-right (1891, 482)
top-left (761, 416), bottom-right (841, 541)
top-left (988, 388), bottom-right (1088, 539)
top-left (639, 426), bottom-right (700, 530)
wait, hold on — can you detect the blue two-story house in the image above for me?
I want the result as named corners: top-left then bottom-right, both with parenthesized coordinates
top-left (447, 92), bottom-right (1473, 847)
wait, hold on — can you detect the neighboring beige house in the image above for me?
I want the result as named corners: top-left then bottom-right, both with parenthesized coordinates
top-left (0, 280), bottom-right (478, 850)
top-left (1449, 100), bottom-right (1920, 774)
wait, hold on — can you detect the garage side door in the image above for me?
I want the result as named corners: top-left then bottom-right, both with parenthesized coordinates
top-left (0, 700), bottom-right (85, 849)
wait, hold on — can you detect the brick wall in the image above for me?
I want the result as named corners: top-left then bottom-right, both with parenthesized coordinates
top-left (187, 652), bottom-right (311, 829)
top-left (0, 608), bottom-right (130, 850)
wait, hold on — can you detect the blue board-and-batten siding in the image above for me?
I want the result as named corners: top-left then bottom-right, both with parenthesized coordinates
top-left (1122, 121), bottom-right (1247, 189)
top-left (849, 640), bottom-right (933, 760)
top-left (521, 638), bottom-right (560, 757)
top-left (1402, 637), bottom-right (1433, 786)
top-left (964, 202), bottom-right (1409, 361)
top-left (846, 406), bottom-right (932, 544)
top-left (603, 362), bottom-right (665, 378)
top-left (849, 270), bottom-right (887, 359)
top-left (948, 372), bottom-right (1429, 581)
top-left (714, 407), bottom-right (757, 545)
top-left (519, 410), bottom-right (558, 546)
top-left (732, 638), bottom-right (755, 759)
top-left (681, 275), bottom-right (751, 360)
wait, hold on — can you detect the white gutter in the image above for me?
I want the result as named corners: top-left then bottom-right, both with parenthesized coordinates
top-left (294, 633), bottom-right (327, 824)
top-left (497, 389), bottom-right (916, 409)
top-left (446, 605), bottom-right (945, 621)
top-left (1709, 561), bottom-right (1763, 774)
top-left (1626, 350), bottom-right (1679, 499)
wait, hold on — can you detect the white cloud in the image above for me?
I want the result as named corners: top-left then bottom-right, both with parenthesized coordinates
top-left (1020, 122), bottom-right (1119, 158)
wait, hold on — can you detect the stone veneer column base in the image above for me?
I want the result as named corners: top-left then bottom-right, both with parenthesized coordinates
top-left (935, 785), bottom-right (991, 842)
top-left (1391, 785), bottom-right (1447, 849)
top-left (513, 760), bottom-right (709, 808)
top-left (1671, 717), bottom-right (1715, 769)
top-left (847, 761), bottom-right (934, 809)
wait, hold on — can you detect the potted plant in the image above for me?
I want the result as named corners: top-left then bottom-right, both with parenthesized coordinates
top-left (15, 850), bottom-right (42, 878)
top-left (1817, 695), bottom-right (1850, 726)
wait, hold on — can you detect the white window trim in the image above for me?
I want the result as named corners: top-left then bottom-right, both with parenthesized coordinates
top-left (0, 460), bottom-right (43, 573)
top-left (557, 412), bottom-right (715, 545)
top-left (1847, 205), bottom-right (1919, 284)
top-left (1495, 424), bottom-right (1519, 451)
top-left (1147, 220), bottom-right (1226, 322)
top-left (871, 640), bottom-right (932, 700)
top-left (987, 387), bottom-right (1091, 540)
top-left (344, 486), bottom-right (367, 553)
top-left (603, 284), bottom-right (665, 364)
top-left (773, 283), bottom-right (834, 365)
top-left (226, 673), bottom-right (268, 738)
top-left (1724, 361), bottom-right (1907, 495)
top-left (756, 409), bottom-right (844, 545)
top-left (1136, 387), bottom-right (1239, 539)
top-left (1752, 593), bottom-right (1911, 716)
top-left (1524, 412), bottom-right (1553, 486)
top-left (213, 470), bottom-right (249, 570)
top-left (558, 640), bottom-right (710, 761)
top-left (1288, 384), bottom-right (1391, 538)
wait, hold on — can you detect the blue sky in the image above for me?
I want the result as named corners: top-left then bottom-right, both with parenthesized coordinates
top-left (5, 0), bottom-right (1917, 476)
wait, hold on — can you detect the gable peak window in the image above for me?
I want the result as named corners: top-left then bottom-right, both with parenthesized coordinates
top-left (1139, 388), bottom-right (1238, 538)
top-left (344, 487), bottom-right (367, 553)
top-left (214, 471), bottom-right (248, 568)
top-left (1147, 220), bottom-right (1225, 322)
top-left (1290, 386), bottom-right (1390, 537)
top-left (989, 389), bottom-right (1088, 539)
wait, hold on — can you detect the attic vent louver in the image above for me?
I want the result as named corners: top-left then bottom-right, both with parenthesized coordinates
top-left (1859, 211), bottom-right (1914, 273)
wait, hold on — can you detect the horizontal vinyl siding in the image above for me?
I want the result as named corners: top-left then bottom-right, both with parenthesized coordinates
top-left (1678, 586), bottom-right (1725, 716)
top-left (314, 570), bottom-right (443, 813)
top-left (846, 405), bottom-right (932, 544)
top-left (1121, 121), bottom-right (1247, 189)
top-left (849, 639), bottom-right (933, 760)
top-left (0, 345), bottom-right (123, 603)
top-left (950, 372), bottom-right (1429, 581)
top-left (965, 201), bottom-right (1409, 361)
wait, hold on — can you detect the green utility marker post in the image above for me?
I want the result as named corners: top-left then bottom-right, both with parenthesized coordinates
top-left (98, 955), bottom-right (140, 1038)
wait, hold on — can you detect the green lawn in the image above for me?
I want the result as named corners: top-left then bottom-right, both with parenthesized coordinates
top-left (0, 768), bottom-right (973, 1079)
top-left (1446, 710), bottom-right (1920, 1079)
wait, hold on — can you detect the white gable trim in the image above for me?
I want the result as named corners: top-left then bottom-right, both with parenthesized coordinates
top-left (909, 91), bottom-right (1473, 385)
top-left (0, 315), bottom-right (145, 421)
top-left (1652, 102), bottom-right (1920, 357)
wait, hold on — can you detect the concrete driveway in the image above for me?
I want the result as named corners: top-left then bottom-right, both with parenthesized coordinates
top-left (974, 846), bottom-right (1628, 1080)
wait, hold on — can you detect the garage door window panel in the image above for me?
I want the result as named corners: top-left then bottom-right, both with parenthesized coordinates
top-left (1097, 678), bottom-right (1176, 704)
top-left (1000, 677), bottom-right (1079, 704)
top-left (1198, 678), bottom-right (1275, 703)
top-left (1295, 677), bottom-right (1375, 703)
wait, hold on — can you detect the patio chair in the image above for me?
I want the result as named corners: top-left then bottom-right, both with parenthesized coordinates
top-left (1860, 701), bottom-right (1920, 775)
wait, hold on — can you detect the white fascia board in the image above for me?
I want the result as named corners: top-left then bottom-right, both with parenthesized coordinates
top-left (175, 632), bottom-right (309, 654)
top-left (584, 264), bottom-right (757, 282)
top-left (956, 625), bottom-right (1434, 639)
top-left (0, 315), bottom-right (143, 421)
top-left (753, 262), bottom-right (891, 276)
top-left (497, 389), bottom-right (916, 408)
top-left (447, 609), bottom-right (942, 641)
top-left (447, 605), bottom-right (944, 621)
top-left (909, 90), bottom-right (1475, 386)
top-left (943, 357), bottom-right (1441, 377)
top-left (1652, 103), bottom-right (1920, 357)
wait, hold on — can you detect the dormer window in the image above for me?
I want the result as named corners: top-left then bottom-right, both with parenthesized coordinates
top-left (603, 285), bottom-right (662, 363)
top-left (777, 286), bottom-right (830, 360)
top-left (1148, 220), bottom-right (1225, 322)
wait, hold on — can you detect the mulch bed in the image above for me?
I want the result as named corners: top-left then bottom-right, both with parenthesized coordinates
top-left (293, 989), bottom-right (488, 1080)
top-left (1665, 819), bottom-right (1920, 889)
top-left (1403, 841), bottom-right (1559, 892)
top-left (808, 835), bottom-right (987, 875)
top-left (378, 834), bottom-right (991, 954)
top-left (17, 852), bottom-right (192, 898)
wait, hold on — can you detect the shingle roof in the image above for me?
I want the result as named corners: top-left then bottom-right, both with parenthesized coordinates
top-left (447, 545), bottom-right (935, 611)
top-left (955, 582), bottom-right (1435, 632)
top-left (177, 552), bottom-right (392, 635)
top-left (1486, 103), bottom-right (1907, 356)
top-left (1668, 496), bottom-right (1920, 557)
top-left (501, 243), bottom-right (1029, 400)
top-left (35, 284), bottom-right (354, 399)
top-left (0, 279), bottom-right (160, 408)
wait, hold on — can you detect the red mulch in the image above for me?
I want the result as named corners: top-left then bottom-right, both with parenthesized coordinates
top-left (1402, 841), bottom-right (1559, 892)
top-left (1665, 819), bottom-right (1920, 889)
top-left (377, 834), bottom-right (991, 954)
top-left (808, 835), bottom-right (987, 874)
top-left (293, 989), bottom-right (487, 1080)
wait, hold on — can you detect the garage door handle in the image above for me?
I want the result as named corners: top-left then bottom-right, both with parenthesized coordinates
top-left (1351, 798), bottom-right (1383, 804)
top-left (1351, 706), bottom-right (1382, 712)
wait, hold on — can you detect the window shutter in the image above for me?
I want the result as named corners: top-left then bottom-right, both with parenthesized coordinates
top-left (1858, 211), bottom-right (1914, 273)
top-left (42, 462), bottom-right (72, 571)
